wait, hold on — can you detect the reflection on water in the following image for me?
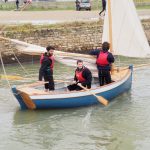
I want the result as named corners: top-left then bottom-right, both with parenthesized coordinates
top-left (0, 60), bottom-right (150, 150)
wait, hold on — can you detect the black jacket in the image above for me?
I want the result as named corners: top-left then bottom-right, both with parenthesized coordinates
top-left (89, 49), bottom-right (115, 70)
top-left (102, 0), bottom-right (106, 8)
top-left (74, 67), bottom-right (92, 88)
top-left (39, 54), bottom-right (52, 81)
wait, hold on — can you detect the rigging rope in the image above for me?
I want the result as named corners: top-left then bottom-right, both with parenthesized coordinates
top-left (0, 23), bottom-right (37, 98)
top-left (11, 49), bottom-right (35, 79)
top-left (0, 52), bottom-right (12, 89)
top-left (0, 25), bottom-right (18, 103)
top-left (0, 50), bottom-right (17, 102)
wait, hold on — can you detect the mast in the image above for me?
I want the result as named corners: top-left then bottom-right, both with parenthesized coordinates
top-left (107, 0), bottom-right (113, 53)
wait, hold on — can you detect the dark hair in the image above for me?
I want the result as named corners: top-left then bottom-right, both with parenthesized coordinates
top-left (102, 42), bottom-right (110, 52)
top-left (77, 59), bottom-right (83, 64)
top-left (46, 46), bottom-right (55, 51)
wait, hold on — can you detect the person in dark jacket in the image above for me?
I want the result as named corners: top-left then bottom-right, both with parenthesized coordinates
top-left (39, 46), bottom-right (55, 92)
top-left (67, 60), bottom-right (92, 91)
top-left (99, 0), bottom-right (106, 16)
top-left (90, 42), bottom-right (114, 86)
top-left (16, 0), bottom-right (19, 10)
top-left (75, 0), bottom-right (80, 11)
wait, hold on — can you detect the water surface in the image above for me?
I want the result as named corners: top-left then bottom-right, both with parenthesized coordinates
top-left (0, 60), bottom-right (150, 150)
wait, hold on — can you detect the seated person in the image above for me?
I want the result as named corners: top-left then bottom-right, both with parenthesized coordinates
top-left (67, 60), bottom-right (92, 91)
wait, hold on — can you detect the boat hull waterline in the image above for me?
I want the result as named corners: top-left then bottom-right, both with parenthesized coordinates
top-left (12, 66), bottom-right (133, 110)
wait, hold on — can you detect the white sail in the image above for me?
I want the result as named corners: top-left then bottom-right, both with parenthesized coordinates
top-left (8, 39), bottom-right (97, 70)
top-left (102, 0), bottom-right (150, 58)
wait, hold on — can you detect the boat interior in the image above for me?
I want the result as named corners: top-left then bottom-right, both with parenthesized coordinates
top-left (16, 68), bottom-right (130, 96)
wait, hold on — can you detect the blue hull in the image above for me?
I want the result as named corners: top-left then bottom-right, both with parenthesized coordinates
top-left (12, 66), bottom-right (133, 109)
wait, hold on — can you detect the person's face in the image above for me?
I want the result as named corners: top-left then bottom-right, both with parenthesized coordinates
top-left (77, 62), bottom-right (83, 69)
top-left (49, 49), bottom-right (54, 55)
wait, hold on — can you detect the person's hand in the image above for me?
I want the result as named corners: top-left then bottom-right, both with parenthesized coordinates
top-left (77, 83), bottom-right (82, 87)
top-left (72, 81), bottom-right (77, 84)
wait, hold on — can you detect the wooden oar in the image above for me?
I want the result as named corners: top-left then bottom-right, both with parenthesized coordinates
top-left (114, 63), bottom-right (150, 72)
top-left (0, 74), bottom-right (24, 80)
top-left (55, 79), bottom-right (108, 106)
top-left (33, 79), bottom-right (108, 106)
top-left (77, 83), bottom-right (108, 106)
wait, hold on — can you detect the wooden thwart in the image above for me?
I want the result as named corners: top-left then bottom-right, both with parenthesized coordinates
top-left (18, 87), bottom-right (48, 95)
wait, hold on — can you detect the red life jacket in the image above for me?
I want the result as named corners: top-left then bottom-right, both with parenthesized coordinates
top-left (40, 54), bottom-right (54, 70)
top-left (96, 51), bottom-right (109, 66)
top-left (49, 55), bottom-right (54, 70)
top-left (75, 69), bottom-right (86, 82)
top-left (40, 54), bottom-right (44, 64)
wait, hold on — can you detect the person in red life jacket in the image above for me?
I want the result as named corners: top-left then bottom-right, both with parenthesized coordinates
top-left (90, 42), bottom-right (115, 86)
top-left (67, 60), bottom-right (92, 91)
top-left (27, 0), bottom-right (32, 4)
top-left (39, 46), bottom-right (55, 92)
top-left (40, 46), bottom-right (55, 71)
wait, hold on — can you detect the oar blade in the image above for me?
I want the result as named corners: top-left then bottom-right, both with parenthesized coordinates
top-left (97, 96), bottom-right (108, 106)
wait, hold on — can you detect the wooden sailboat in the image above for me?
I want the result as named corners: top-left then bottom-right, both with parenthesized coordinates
top-left (9, 0), bottom-right (150, 109)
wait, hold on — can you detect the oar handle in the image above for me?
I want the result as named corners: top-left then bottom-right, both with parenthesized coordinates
top-left (113, 64), bottom-right (150, 72)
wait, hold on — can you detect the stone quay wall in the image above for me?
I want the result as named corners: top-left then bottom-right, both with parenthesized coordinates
top-left (0, 20), bottom-right (150, 64)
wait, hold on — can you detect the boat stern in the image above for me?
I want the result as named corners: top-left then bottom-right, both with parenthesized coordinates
top-left (12, 86), bottom-right (36, 110)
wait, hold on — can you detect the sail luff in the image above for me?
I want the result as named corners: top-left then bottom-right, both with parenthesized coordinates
top-left (107, 0), bottom-right (113, 53)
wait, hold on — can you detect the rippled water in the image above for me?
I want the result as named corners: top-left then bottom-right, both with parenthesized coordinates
top-left (0, 60), bottom-right (150, 150)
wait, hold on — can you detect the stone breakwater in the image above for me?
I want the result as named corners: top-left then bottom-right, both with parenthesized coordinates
top-left (0, 20), bottom-right (150, 64)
